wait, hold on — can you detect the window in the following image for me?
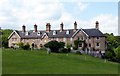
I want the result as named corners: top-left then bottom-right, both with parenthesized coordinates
top-left (81, 37), bottom-right (84, 40)
top-left (96, 43), bottom-right (100, 47)
top-left (53, 31), bottom-right (56, 35)
top-left (96, 37), bottom-right (99, 40)
top-left (37, 31), bottom-right (41, 36)
top-left (12, 38), bottom-right (17, 41)
top-left (63, 38), bottom-right (66, 42)
top-left (78, 43), bottom-right (82, 47)
top-left (66, 30), bottom-right (70, 34)
top-left (89, 44), bottom-right (91, 47)
top-left (70, 38), bottom-right (72, 41)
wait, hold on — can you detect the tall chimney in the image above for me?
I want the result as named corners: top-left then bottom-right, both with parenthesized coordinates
top-left (60, 22), bottom-right (63, 32)
top-left (46, 23), bottom-right (51, 32)
top-left (22, 25), bottom-right (26, 33)
top-left (95, 21), bottom-right (99, 29)
top-left (34, 24), bottom-right (37, 32)
top-left (74, 21), bottom-right (77, 31)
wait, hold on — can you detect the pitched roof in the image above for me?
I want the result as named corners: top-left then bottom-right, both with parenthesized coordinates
top-left (12, 28), bottom-right (104, 39)
top-left (16, 29), bottom-right (75, 39)
top-left (82, 29), bottom-right (104, 37)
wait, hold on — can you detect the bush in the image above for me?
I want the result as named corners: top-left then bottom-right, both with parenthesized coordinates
top-left (18, 42), bottom-right (30, 50)
top-left (59, 42), bottom-right (65, 49)
top-left (18, 42), bottom-right (24, 48)
top-left (74, 40), bottom-right (80, 50)
top-left (73, 47), bottom-right (78, 50)
top-left (22, 43), bottom-right (30, 50)
top-left (114, 46), bottom-right (120, 63)
top-left (60, 48), bottom-right (69, 53)
top-left (44, 41), bottom-right (62, 53)
top-left (105, 50), bottom-right (115, 61)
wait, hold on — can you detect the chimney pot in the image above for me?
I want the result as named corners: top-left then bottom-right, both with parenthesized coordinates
top-left (34, 24), bottom-right (37, 32)
top-left (74, 21), bottom-right (77, 31)
top-left (60, 22), bottom-right (63, 32)
top-left (95, 21), bottom-right (99, 29)
top-left (22, 25), bottom-right (26, 33)
top-left (46, 23), bottom-right (51, 32)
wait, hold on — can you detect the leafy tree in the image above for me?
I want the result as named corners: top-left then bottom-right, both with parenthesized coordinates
top-left (1, 29), bottom-right (13, 48)
top-left (44, 41), bottom-right (61, 52)
top-left (104, 33), bottom-right (120, 63)
top-left (104, 33), bottom-right (118, 50)
top-left (114, 46), bottom-right (120, 63)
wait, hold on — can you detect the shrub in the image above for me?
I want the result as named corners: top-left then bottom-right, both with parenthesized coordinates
top-left (44, 40), bottom-right (64, 53)
top-left (59, 42), bottom-right (65, 49)
top-left (18, 42), bottom-right (24, 48)
top-left (22, 43), bottom-right (30, 50)
top-left (73, 47), bottom-right (78, 50)
top-left (74, 40), bottom-right (80, 50)
top-left (60, 48), bottom-right (69, 53)
top-left (114, 46), bottom-right (120, 63)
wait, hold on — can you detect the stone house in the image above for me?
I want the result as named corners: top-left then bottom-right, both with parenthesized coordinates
top-left (8, 21), bottom-right (106, 52)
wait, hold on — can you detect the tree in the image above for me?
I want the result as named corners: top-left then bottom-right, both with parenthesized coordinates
top-left (59, 42), bottom-right (65, 49)
top-left (104, 33), bottom-right (120, 63)
top-left (1, 29), bottom-right (13, 48)
top-left (104, 33), bottom-right (118, 50)
top-left (44, 40), bottom-right (61, 52)
top-left (114, 46), bottom-right (120, 63)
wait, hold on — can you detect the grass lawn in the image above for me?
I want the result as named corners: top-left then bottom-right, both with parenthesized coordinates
top-left (2, 49), bottom-right (119, 74)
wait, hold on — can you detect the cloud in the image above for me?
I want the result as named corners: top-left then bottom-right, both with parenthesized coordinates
top-left (0, 0), bottom-right (118, 35)
top-left (74, 14), bottom-right (118, 35)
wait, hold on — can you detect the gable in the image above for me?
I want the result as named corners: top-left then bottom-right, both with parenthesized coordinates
top-left (72, 29), bottom-right (88, 38)
top-left (72, 29), bottom-right (87, 39)
top-left (8, 30), bottom-right (21, 39)
top-left (42, 33), bottom-right (48, 39)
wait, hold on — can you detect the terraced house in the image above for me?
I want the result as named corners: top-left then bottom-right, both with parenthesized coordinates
top-left (8, 21), bottom-right (106, 52)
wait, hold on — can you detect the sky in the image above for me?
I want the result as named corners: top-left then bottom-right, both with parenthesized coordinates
top-left (0, 0), bottom-right (119, 35)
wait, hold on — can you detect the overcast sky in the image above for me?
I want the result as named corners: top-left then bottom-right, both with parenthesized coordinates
top-left (0, 0), bottom-right (119, 35)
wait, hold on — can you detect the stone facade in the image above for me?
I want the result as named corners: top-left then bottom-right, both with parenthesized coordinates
top-left (8, 21), bottom-right (106, 52)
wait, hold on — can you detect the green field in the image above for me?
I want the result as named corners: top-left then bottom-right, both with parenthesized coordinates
top-left (2, 49), bottom-right (119, 74)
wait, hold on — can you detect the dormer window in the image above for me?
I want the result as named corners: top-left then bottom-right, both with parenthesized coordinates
top-left (37, 31), bottom-right (41, 36)
top-left (25, 31), bottom-right (30, 36)
top-left (53, 31), bottom-right (57, 35)
top-left (66, 30), bottom-right (70, 34)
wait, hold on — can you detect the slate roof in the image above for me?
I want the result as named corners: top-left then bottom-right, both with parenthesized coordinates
top-left (82, 29), bottom-right (105, 37)
top-left (15, 28), bottom-right (104, 39)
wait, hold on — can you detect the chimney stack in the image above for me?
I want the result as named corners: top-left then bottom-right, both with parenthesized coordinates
top-left (74, 21), bottom-right (77, 31)
top-left (46, 23), bottom-right (51, 32)
top-left (34, 24), bottom-right (37, 32)
top-left (95, 21), bottom-right (99, 29)
top-left (22, 25), bottom-right (26, 33)
top-left (60, 22), bottom-right (63, 32)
